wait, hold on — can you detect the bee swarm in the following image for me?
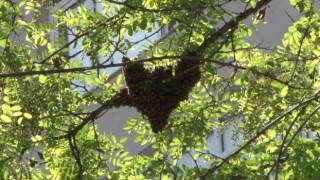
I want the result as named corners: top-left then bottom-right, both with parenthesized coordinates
top-left (108, 55), bottom-right (200, 133)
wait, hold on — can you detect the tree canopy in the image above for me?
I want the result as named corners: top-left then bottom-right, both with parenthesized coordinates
top-left (1, 0), bottom-right (320, 179)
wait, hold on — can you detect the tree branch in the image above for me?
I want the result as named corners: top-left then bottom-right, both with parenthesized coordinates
top-left (198, 92), bottom-right (319, 178)
top-left (104, 0), bottom-right (228, 13)
top-left (264, 106), bottom-right (306, 179)
top-left (60, 89), bottom-right (131, 139)
top-left (273, 104), bottom-right (320, 180)
top-left (0, 56), bottom-right (180, 78)
top-left (68, 135), bottom-right (83, 178)
top-left (196, 0), bottom-right (272, 54)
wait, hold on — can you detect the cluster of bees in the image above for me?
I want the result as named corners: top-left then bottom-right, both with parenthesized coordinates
top-left (108, 55), bottom-right (200, 133)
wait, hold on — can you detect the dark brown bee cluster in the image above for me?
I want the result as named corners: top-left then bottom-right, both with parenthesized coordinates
top-left (109, 53), bottom-right (200, 133)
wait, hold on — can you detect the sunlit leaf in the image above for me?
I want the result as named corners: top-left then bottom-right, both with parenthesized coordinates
top-left (11, 105), bottom-right (22, 111)
top-left (280, 86), bottom-right (289, 97)
top-left (1, 115), bottom-right (12, 123)
top-left (23, 113), bottom-right (32, 119)
top-left (271, 81), bottom-right (284, 89)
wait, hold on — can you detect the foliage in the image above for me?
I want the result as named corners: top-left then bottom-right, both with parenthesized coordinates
top-left (1, 0), bottom-right (320, 179)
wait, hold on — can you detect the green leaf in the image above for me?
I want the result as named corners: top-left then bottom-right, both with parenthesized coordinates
top-left (250, 1), bottom-right (257, 8)
top-left (11, 105), bottom-right (22, 111)
top-left (139, 18), bottom-right (148, 30)
top-left (134, 135), bottom-right (143, 143)
top-left (314, 81), bottom-right (320, 87)
top-left (280, 86), bottom-right (289, 97)
top-left (87, 75), bottom-right (97, 84)
top-left (120, 137), bottom-right (127, 143)
top-left (1, 114), bottom-right (12, 123)
top-left (3, 96), bottom-right (12, 103)
top-left (0, 39), bottom-right (6, 47)
top-left (111, 135), bottom-right (117, 143)
top-left (267, 129), bottom-right (276, 138)
top-left (246, 159), bottom-right (259, 166)
top-left (2, 104), bottom-right (12, 115)
top-left (271, 81), bottom-right (284, 89)
top-left (17, 117), bottom-right (23, 125)
top-left (13, 112), bottom-right (23, 116)
top-left (127, 27), bottom-right (133, 36)
top-left (116, 74), bottom-right (123, 85)
top-left (193, 153), bottom-right (200, 160)
top-left (23, 113), bottom-right (32, 119)
top-left (39, 75), bottom-right (47, 84)
top-left (221, 103), bottom-right (233, 110)
top-left (31, 135), bottom-right (42, 142)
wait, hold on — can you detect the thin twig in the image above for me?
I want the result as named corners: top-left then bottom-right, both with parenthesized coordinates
top-left (273, 104), bottom-right (320, 180)
top-left (264, 106), bottom-right (306, 179)
top-left (197, 0), bottom-right (272, 53)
